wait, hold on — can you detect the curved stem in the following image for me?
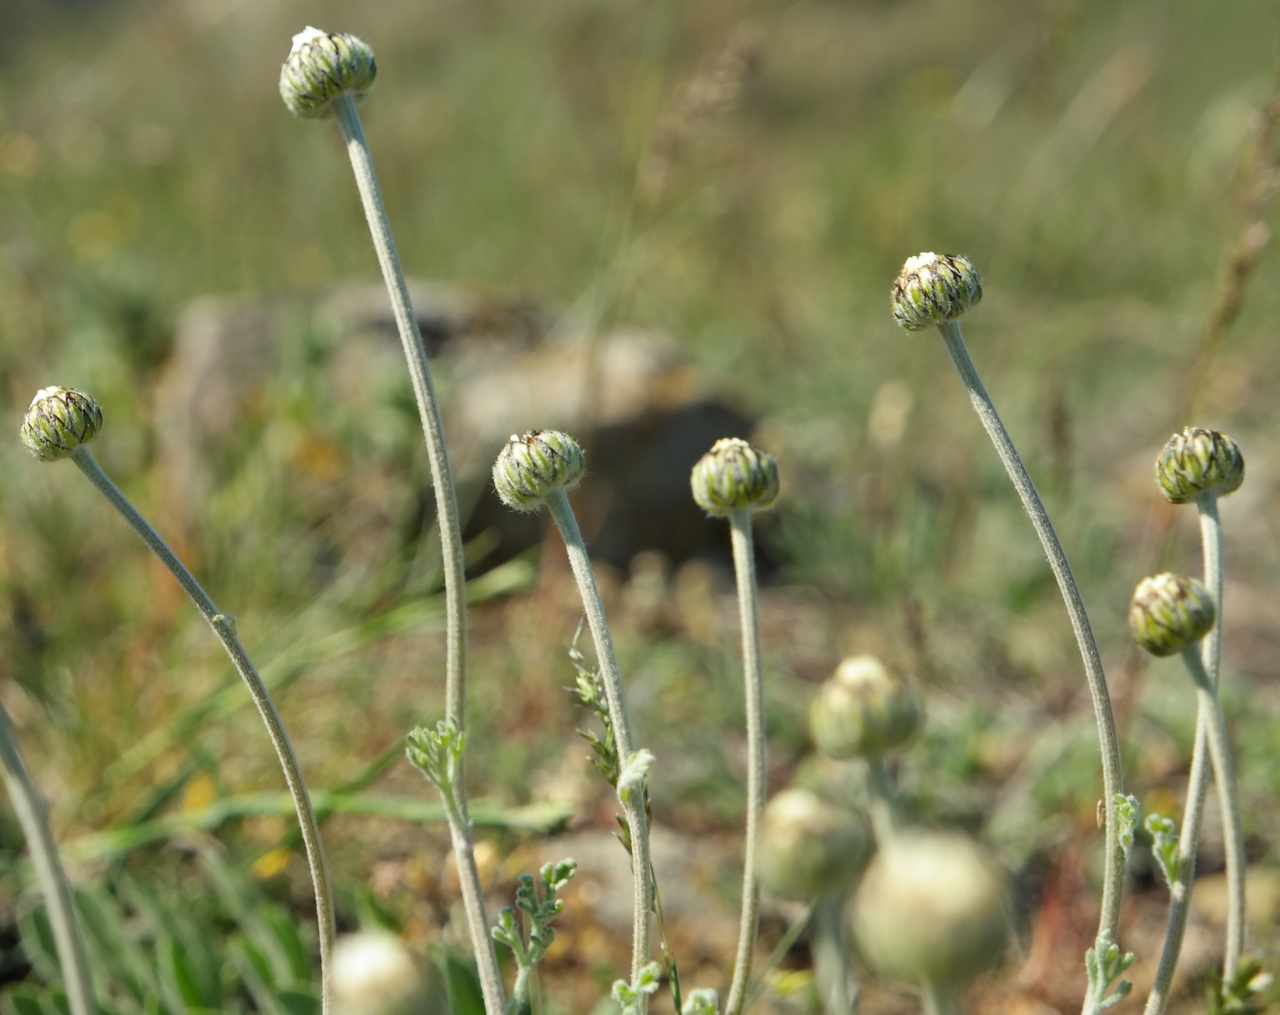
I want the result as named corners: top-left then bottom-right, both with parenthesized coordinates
top-left (332, 94), bottom-right (468, 728)
top-left (70, 447), bottom-right (336, 1013)
top-left (724, 511), bottom-right (766, 1015)
top-left (546, 490), bottom-right (653, 1001)
top-left (936, 321), bottom-right (1125, 945)
top-left (0, 705), bottom-right (96, 1015)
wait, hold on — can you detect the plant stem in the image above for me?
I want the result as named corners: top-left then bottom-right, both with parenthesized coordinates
top-left (70, 446), bottom-right (336, 1013)
top-left (723, 510), bottom-right (766, 1015)
top-left (545, 490), bottom-right (653, 1001)
top-left (921, 977), bottom-right (960, 1015)
top-left (811, 895), bottom-right (854, 1015)
top-left (0, 705), bottom-right (95, 1015)
top-left (332, 93), bottom-right (468, 729)
top-left (1196, 495), bottom-right (1245, 981)
top-left (935, 321), bottom-right (1125, 944)
top-left (331, 94), bottom-right (506, 1013)
top-left (864, 755), bottom-right (900, 847)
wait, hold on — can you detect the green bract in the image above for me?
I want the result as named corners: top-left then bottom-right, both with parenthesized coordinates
top-left (810, 655), bottom-right (923, 760)
top-left (492, 430), bottom-right (586, 512)
top-left (690, 437), bottom-right (779, 516)
top-left (1155, 427), bottom-right (1244, 505)
top-left (1128, 573), bottom-right (1215, 658)
top-left (891, 252), bottom-right (983, 332)
top-left (280, 27), bottom-right (377, 119)
top-left (20, 387), bottom-right (103, 462)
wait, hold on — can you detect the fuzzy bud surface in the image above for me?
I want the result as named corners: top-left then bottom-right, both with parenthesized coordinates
top-left (1128, 572), bottom-right (1215, 657)
top-left (810, 655), bottom-right (923, 760)
top-left (757, 788), bottom-right (868, 900)
top-left (1155, 427), bottom-right (1244, 504)
top-left (690, 437), bottom-right (779, 516)
top-left (20, 386), bottom-right (103, 461)
top-left (280, 27), bottom-right (377, 119)
top-left (492, 430), bottom-right (586, 512)
top-left (891, 252), bottom-right (983, 331)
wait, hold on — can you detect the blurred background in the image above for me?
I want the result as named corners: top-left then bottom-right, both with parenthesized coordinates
top-left (1, 0), bottom-right (1279, 1012)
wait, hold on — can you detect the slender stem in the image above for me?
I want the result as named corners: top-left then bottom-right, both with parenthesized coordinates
top-left (546, 490), bottom-right (653, 999)
top-left (864, 756), bottom-right (900, 847)
top-left (921, 977), bottom-right (960, 1015)
top-left (724, 511), bottom-right (766, 1015)
top-left (1142, 708), bottom-right (1212, 1015)
top-left (330, 94), bottom-right (505, 1011)
top-left (0, 705), bottom-right (96, 1015)
top-left (811, 896), bottom-right (854, 1015)
top-left (70, 446), bottom-right (336, 1013)
top-left (332, 93), bottom-right (468, 730)
top-left (936, 321), bottom-right (1125, 944)
top-left (1181, 646), bottom-right (1247, 983)
top-left (1197, 495), bottom-right (1245, 980)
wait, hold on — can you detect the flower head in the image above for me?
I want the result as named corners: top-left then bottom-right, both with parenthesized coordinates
top-left (1128, 573), bottom-right (1215, 657)
top-left (1155, 427), bottom-right (1244, 505)
top-left (280, 27), bottom-right (377, 119)
top-left (810, 654), bottom-right (923, 760)
top-left (492, 430), bottom-right (586, 512)
top-left (757, 788), bottom-right (868, 900)
top-left (891, 252), bottom-right (983, 331)
top-left (20, 387), bottom-right (103, 462)
top-left (690, 437), bottom-right (779, 516)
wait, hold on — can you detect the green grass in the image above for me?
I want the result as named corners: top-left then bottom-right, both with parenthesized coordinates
top-left (2, 0), bottom-right (1279, 1012)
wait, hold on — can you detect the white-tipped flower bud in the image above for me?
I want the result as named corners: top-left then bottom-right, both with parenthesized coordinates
top-left (1155, 427), bottom-right (1244, 505)
top-left (690, 437), bottom-right (780, 516)
top-left (891, 252), bottom-right (983, 332)
top-left (757, 788), bottom-right (869, 900)
top-left (810, 655), bottom-right (923, 760)
top-left (492, 430), bottom-right (586, 512)
top-left (20, 386), bottom-right (103, 462)
top-left (280, 27), bottom-right (377, 119)
top-left (1128, 573), bottom-right (1215, 658)
top-left (333, 931), bottom-right (437, 1015)
top-left (851, 831), bottom-right (1010, 988)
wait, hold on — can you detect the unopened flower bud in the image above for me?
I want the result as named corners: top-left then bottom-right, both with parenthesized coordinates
top-left (1129, 573), bottom-right (1215, 658)
top-left (810, 655), bottom-right (923, 760)
top-left (690, 437), bottom-right (779, 516)
top-left (20, 386), bottom-right (103, 462)
top-left (891, 252), bottom-right (983, 332)
top-left (757, 788), bottom-right (868, 900)
top-left (333, 931), bottom-right (437, 1015)
top-left (851, 831), bottom-right (1010, 987)
top-left (1155, 427), bottom-right (1244, 505)
top-left (280, 27), bottom-right (377, 119)
top-left (492, 430), bottom-right (586, 512)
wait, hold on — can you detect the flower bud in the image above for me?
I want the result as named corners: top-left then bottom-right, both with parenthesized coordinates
top-left (891, 252), bottom-right (983, 332)
top-left (492, 430), bottom-right (586, 512)
top-left (333, 931), bottom-right (439, 1015)
top-left (757, 788), bottom-right (869, 900)
top-left (690, 437), bottom-right (780, 516)
top-left (1128, 573), bottom-right (1215, 658)
top-left (809, 655), bottom-right (923, 760)
top-left (851, 831), bottom-right (1010, 987)
top-left (280, 27), bottom-right (377, 119)
top-left (20, 386), bottom-right (103, 462)
top-left (1155, 427), bottom-right (1244, 505)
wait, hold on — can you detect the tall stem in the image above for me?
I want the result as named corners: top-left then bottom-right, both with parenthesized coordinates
top-left (936, 321), bottom-right (1125, 945)
top-left (723, 511), bottom-right (766, 1015)
top-left (0, 706), bottom-right (95, 1015)
top-left (70, 447), bottom-right (336, 1013)
top-left (546, 490), bottom-right (653, 1000)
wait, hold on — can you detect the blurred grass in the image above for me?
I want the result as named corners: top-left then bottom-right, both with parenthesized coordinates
top-left (1, 0), bottom-right (1279, 1012)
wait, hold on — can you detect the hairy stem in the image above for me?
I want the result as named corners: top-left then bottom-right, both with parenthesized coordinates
top-left (936, 321), bottom-right (1125, 946)
top-left (70, 446), bottom-right (336, 1013)
top-left (0, 705), bottom-right (95, 1015)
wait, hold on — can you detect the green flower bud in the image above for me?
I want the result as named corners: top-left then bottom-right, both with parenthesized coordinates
top-left (851, 832), bottom-right (1010, 988)
top-left (1155, 427), bottom-right (1244, 505)
top-left (1128, 573), bottom-right (1215, 658)
top-left (492, 430), bottom-right (586, 512)
top-left (757, 788), bottom-right (869, 900)
top-left (280, 27), bottom-right (377, 119)
top-left (690, 437), bottom-right (780, 516)
top-left (891, 252), bottom-right (983, 332)
top-left (20, 386), bottom-right (103, 462)
top-left (809, 655), bottom-right (923, 760)
top-left (333, 931), bottom-right (438, 1015)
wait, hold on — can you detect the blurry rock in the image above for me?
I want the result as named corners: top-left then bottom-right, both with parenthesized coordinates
top-left (155, 279), bottom-right (756, 570)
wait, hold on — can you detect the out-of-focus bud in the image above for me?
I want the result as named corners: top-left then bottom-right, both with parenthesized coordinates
top-left (1155, 427), bottom-right (1244, 505)
top-left (851, 831), bottom-right (1010, 987)
top-left (492, 430), bottom-right (586, 512)
top-left (333, 931), bottom-right (441, 1015)
top-left (20, 386), bottom-right (103, 462)
top-left (280, 27), bottom-right (377, 119)
top-left (1128, 573), bottom-right (1215, 658)
top-left (891, 252), bottom-right (983, 332)
top-left (757, 788), bottom-right (869, 900)
top-left (690, 437), bottom-right (780, 516)
top-left (810, 655), bottom-right (923, 760)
